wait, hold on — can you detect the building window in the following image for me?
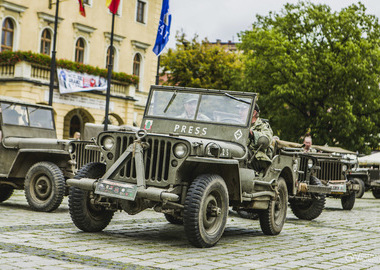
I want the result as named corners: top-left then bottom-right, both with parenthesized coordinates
top-left (136, 1), bottom-right (145, 23)
top-left (106, 46), bottom-right (115, 68)
top-left (75, 38), bottom-right (85, 63)
top-left (133, 53), bottom-right (141, 90)
top-left (40, 29), bottom-right (51, 55)
top-left (1, 18), bottom-right (14, 52)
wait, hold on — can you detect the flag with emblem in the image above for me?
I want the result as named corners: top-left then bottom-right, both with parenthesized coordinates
top-left (106, 0), bottom-right (121, 15)
top-left (153, 0), bottom-right (171, 56)
top-left (78, 0), bottom-right (86, 17)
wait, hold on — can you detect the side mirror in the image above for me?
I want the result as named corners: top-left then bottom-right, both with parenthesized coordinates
top-left (257, 136), bottom-right (270, 149)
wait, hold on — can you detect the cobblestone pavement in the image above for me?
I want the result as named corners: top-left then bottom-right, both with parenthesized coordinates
top-left (0, 190), bottom-right (379, 270)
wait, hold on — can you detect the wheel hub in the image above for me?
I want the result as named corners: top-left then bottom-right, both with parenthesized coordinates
top-left (34, 176), bottom-right (52, 200)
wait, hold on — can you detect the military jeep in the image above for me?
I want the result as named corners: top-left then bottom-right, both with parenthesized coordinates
top-left (0, 96), bottom-right (73, 212)
top-left (67, 85), bottom-right (302, 248)
top-left (290, 144), bottom-right (359, 210)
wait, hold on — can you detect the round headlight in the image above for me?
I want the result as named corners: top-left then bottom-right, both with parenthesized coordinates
top-left (174, 143), bottom-right (188, 159)
top-left (68, 143), bottom-right (75, 154)
top-left (102, 136), bottom-right (115, 151)
top-left (307, 159), bottom-right (314, 169)
top-left (342, 165), bottom-right (348, 172)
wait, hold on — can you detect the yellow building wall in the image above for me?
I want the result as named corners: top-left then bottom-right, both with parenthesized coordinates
top-left (0, 0), bottom-right (162, 138)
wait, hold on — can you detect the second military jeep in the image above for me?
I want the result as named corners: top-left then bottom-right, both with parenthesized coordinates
top-left (68, 86), bottom-right (303, 247)
top-left (0, 96), bottom-right (73, 212)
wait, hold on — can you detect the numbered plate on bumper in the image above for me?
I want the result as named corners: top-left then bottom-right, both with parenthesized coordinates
top-left (329, 183), bottom-right (347, 194)
top-left (95, 179), bottom-right (138, 201)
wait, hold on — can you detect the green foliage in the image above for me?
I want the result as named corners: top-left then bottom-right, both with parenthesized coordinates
top-left (160, 33), bottom-right (243, 90)
top-left (0, 51), bottom-right (138, 85)
top-left (239, 1), bottom-right (380, 153)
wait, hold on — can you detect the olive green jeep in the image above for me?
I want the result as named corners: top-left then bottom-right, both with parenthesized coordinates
top-left (0, 96), bottom-right (73, 212)
top-left (68, 86), bottom-right (304, 247)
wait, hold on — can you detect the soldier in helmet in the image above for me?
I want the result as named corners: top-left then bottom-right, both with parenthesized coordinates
top-left (248, 103), bottom-right (273, 172)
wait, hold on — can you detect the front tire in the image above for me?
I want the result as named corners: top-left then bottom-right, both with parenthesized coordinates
top-left (259, 177), bottom-right (288, 235)
top-left (290, 176), bottom-right (325, 220)
top-left (341, 191), bottom-right (355, 210)
top-left (184, 174), bottom-right (229, 248)
top-left (24, 162), bottom-right (65, 212)
top-left (0, 185), bottom-right (14, 202)
top-left (69, 162), bottom-right (114, 232)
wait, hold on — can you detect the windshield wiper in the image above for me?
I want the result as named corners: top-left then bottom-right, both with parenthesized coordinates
top-left (163, 90), bottom-right (178, 113)
top-left (224, 93), bottom-right (251, 104)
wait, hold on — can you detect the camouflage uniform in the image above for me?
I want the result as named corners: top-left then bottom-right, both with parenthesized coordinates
top-left (248, 118), bottom-right (273, 171)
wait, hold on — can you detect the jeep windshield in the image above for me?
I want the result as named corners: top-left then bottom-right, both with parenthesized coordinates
top-left (1, 102), bottom-right (54, 129)
top-left (147, 89), bottom-right (253, 126)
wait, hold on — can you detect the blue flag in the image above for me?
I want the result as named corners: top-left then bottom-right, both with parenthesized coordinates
top-left (153, 0), bottom-right (171, 56)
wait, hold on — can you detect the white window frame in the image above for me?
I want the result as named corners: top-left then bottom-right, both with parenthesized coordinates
top-left (39, 27), bottom-right (54, 56)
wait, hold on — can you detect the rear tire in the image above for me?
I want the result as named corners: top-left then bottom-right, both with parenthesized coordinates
top-left (69, 162), bottom-right (114, 232)
top-left (184, 174), bottom-right (229, 248)
top-left (341, 192), bottom-right (355, 210)
top-left (290, 176), bottom-right (325, 220)
top-left (259, 177), bottom-right (288, 235)
top-left (24, 162), bottom-right (65, 212)
top-left (353, 178), bottom-right (365, 198)
top-left (0, 185), bottom-right (14, 202)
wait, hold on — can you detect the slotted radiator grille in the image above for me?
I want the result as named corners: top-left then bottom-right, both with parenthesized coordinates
top-left (113, 134), bottom-right (172, 183)
top-left (73, 142), bottom-right (102, 171)
top-left (299, 157), bottom-right (344, 181)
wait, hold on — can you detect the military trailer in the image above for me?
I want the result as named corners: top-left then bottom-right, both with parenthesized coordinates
top-left (0, 96), bottom-right (73, 212)
top-left (67, 86), bottom-right (306, 247)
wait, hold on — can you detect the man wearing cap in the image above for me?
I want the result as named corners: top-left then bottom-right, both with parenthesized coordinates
top-left (248, 103), bottom-right (273, 172)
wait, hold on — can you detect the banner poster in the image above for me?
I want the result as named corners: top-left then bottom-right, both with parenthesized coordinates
top-left (57, 68), bottom-right (107, 94)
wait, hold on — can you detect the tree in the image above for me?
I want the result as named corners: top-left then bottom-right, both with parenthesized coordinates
top-left (239, 1), bottom-right (380, 153)
top-left (160, 33), bottom-right (242, 90)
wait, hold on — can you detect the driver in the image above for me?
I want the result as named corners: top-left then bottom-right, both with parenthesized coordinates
top-left (248, 103), bottom-right (273, 172)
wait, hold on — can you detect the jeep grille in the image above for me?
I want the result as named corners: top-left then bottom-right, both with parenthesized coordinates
top-left (73, 142), bottom-right (102, 171)
top-left (113, 134), bottom-right (173, 184)
top-left (299, 157), bottom-right (344, 181)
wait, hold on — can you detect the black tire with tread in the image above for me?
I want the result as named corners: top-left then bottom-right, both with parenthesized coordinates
top-left (24, 161), bottom-right (65, 212)
top-left (341, 191), bottom-right (355, 210)
top-left (353, 178), bottom-right (365, 198)
top-left (69, 162), bottom-right (114, 232)
top-left (372, 188), bottom-right (380, 199)
top-left (290, 176), bottom-right (326, 220)
top-left (183, 174), bottom-right (229, 248)
top-left (0, 185), bottom-right (14, 203)
top-left (259, 177), bottom-right (288, 235)
top-left (164, 213), bottom-right (183, 225)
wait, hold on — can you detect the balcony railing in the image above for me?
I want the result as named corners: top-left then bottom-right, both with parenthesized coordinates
top-left (0, 61), bottom-right (135, 98)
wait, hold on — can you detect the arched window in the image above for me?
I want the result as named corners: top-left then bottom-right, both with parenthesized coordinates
top-left (106, 46), bottom-right (115, 68)
top-left (40, 29), bottom-right (52, 55)
top-left (1, 18), bottom-right (14, 52)
top-left (75, 38), bottom-right (85, 63)
top-left (69, 115), bottom-right (81, 138)
top-left (133, 53), bottom-right (141, 90)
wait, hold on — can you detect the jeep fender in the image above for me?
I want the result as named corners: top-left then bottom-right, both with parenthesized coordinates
top-left (8, 149), bottom-right (71, 179)
top-left (183, 157), bottom-right (241, 201)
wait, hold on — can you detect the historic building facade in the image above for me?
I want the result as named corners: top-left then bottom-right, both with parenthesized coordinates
top-left (0, 0), bottom-right (161, 138)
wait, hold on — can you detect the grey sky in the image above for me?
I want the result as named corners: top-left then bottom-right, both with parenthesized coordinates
top-left (167, 0), bottom-right (380, 49)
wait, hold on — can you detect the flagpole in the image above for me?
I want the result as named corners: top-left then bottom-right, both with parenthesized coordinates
top-left (49, 0), bottom-right (60, 106)
top-left (104, 12), bottom-right (115, 131)
top-left (155, 55), bottom-right (160, 85)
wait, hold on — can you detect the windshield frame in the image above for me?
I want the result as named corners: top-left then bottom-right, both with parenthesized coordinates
top-left (145, 87), bottom-right (256, 127)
